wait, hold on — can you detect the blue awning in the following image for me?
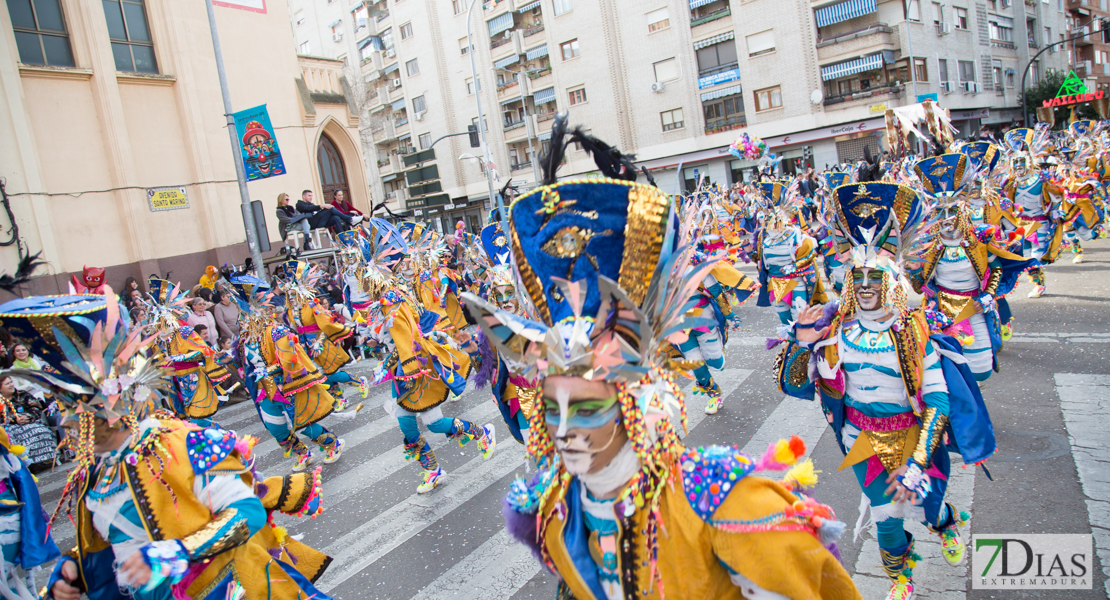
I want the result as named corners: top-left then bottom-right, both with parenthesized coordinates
top-left (488, 12), bottom-right (514, 36)
top-left (383, 62), bottom-right (400, 74)
top-left (500, 95), bottom-right (523, 106)
top-left (391, 99), bottom-right (407, 111)
top-left (532, 86), bottom-right (555, 103)
top-left (350, 2), bottom-right (364, 12)
top-left (693, 30), bottom-right (734, 50)
top-left (525, 44), bottom-right (548, 60)
top-left (494, 54), bottom-right (520, 69)
top-left (701, 83), bottom-right (742, 102)
top-left (820, 52), bottom-right (883, 81)
top-left (689, 0), bottom-right (719, 8)
top-left (814, 0), bottom-right (877, 27)
top-left (359, 36), bottom-right (382, 50)
top-left (538, 130), bottom-right (552, 141)
top-left (329, 19), bottom-right (342, 27)
top-left (517, 0), bottom-right (541, 11)
top-left (382, 173), bottom-right (398, 182)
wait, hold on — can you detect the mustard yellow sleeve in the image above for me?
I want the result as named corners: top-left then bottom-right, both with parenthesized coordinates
top-left (387, 303), bottom-right (422, 376)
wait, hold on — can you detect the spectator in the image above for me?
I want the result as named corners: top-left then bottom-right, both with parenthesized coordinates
top-left (0, 375), bottom-right (57, 472)
top-left (330, 190), bottom-right (363, 217)
top-left (191, 286), bottom-right (213, 303)
top-left (193, 324), bottom-right (211, 346)
top-left (297, 189), bottom-right (362, 232)
top-left (0, 328), bottom-right (13, 369)
top-left (212, 291), bottom-right (241, 341)
top-left (276, 193), bottom-right (315, 250)
top-left (198, 265), bottom-right (220, 290)
top-left (122, 276), bottom-right (141, 295)
top-left (185, 297), bottom-right (217, 346)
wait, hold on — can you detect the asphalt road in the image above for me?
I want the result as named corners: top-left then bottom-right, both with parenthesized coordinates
top-left (29, 238), bottom-right (1110, 599)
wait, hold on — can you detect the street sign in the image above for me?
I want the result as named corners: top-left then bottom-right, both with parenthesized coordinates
top-left (147, 186), bottom-right (189, 211)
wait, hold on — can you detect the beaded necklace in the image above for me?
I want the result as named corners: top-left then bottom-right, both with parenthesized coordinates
top-left (842, 321), bottom-right (895, 353)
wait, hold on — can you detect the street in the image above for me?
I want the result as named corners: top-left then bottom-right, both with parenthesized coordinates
top-left (32, 240), bottom-right (1110, 600)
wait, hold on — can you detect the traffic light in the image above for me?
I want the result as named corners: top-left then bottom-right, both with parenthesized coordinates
top-left (467, 125), bottom-right (479, 148)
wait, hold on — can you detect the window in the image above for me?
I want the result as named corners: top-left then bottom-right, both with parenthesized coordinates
top-left (696, 40), bottom-right (737, 75)
top-left (460, 36), bottom-right (471, 54)
top-left (568, 87), bottom-right (587, 105)
top-left (989, 16), bottom-right (1014, 42)
top-left (1044, 26), bottom-right (1051, 45)
top-left (412, 95), bottom-right (426, 113)
top-left (914, 57), bottom-right (928, 81)
top-left (1026, 17), bottom-right (1036, 45)
top-left (466, 77), bottom-right (481, 94)
top-left (746, 30), bottom-right (775, 57)
top-left (331, 22), bottom-right (342, 40)
top-left (661, 108), bottom-right (684, 131)
top-left (1030, 60), bottom-right (1039, 84)
top-left (453, 0), bottom-right (465, 13)
top-left (400, 22), bottom-right (413, 40)
top-left (958, 59), bottom-right (976, 81)
top-left (560, 39), bottom-right (580, 60)
top-left (1006, 69), bottom-right (1014, 87)
top-left (653, 57), bottom-right (678, 82)
top-left (102, 0), bottom-right (157, 73)
top-left (354, 6), bottom-right (368, 30)
top-left (419, 133), bottom-right (431, 149)
top-left (933, 2), bottom-right (943, 26)
top-left (955, 7), bottom-right (968, 29)
top-left (754, 86), bottom-right (782, 111)
top-left (405, 58), bottom-right (419, 76)
top-left (703, 96), bottom-right (744, 128)
top-left (939, 58), bottom-right (949, 82)
top-left (299, 40), bottom-right (310, 54)
top-left (360, 43), bottom-right (374, 61)
top-left (647, 7), bottom-right (669, 32)
top-left (8, 0), bottom-right (75, 67)
top-left (908, 0), bottom-right (921, 20)
top-left (553, 0), bottom-right (572, 16)
top-left (294, 10), bottom-right (304, 25)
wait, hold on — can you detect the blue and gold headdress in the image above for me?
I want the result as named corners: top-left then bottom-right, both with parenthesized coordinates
top-left (958, 141), bottom-right (1000, 176)
top-left (913, 153), bottom-right (972, 198)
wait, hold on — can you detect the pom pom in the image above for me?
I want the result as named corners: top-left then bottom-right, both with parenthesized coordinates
top-left (818, 519), bottom-right (847, 546)
top-left (788, 435), bottom-right (806, 458)
top-left (781, 458), bottom-right (819, 490)
top-left (773, 439), bottom-right (796, 465)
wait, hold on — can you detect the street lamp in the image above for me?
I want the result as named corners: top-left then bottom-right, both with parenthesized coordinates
top-left (466, 0), bottom-right (506, 229)
top-left (494, 64), bottom-right (543, 188)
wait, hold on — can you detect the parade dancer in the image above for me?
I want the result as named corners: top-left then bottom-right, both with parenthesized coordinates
top-left (908, 153), bottom-right (1039, 383)
top-left (0, 288), bottom-right (337, 600)
top-left (774, 181), bottom-right (997, 600)
top-left (362, 218), bottom-right (496, 493)
top-left (280, 261), bottom-right (368, 412)
top-left (754, 181), bottom-right (827, 326)
top-left (401, 222), bottom-right (468, 333)
top-left (1001, 128), bottom-right (1065, 298)
top-left (468, 116), bottom-right (860, 599)
top-left (232, 276), bottom-right (346, 472)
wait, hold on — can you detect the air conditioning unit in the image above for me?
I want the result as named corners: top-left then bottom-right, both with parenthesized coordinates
top-left (941, 80), bottom-right (954, 94)
top-left (333, 32), bottom-right (343, 42)
top-left (651, 81), bottom-right (665, 93)
top-left (392, 78), bottom-right (402, 87)
top-left (963, 80), bottom-right (980, 93)
top-left (937, 22), bottom-right (951, 34)
top-left (414, 111), bottom-right (426, 121)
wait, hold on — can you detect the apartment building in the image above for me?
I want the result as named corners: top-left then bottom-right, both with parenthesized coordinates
top-left (1064, 0), bottom-right (1110, 92)
top-left (287, 0), bottom-right (1071, 226)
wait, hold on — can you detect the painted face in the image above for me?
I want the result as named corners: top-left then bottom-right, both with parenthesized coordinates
top-left (493, 285), bottom-right (518, 313)
top-left (852, 268), bottom-right (885, 311)
top-left (938, 204), bottom-right (962, 238)
top-left (542, 376), bottom-right (628, 476)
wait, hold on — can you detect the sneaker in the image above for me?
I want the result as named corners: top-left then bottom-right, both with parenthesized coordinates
top-left (334, 396), bottom-right (350, 412)
top-left (1027, 285), bottom-right (1046, 298)
top-left (1000, 323), bottom-right (1013, 341)
top-left (1073, 253), bottom-right (1085, 264)
top-left (939, 526), bottom-right (967, 566)
top-left (358, 376), bottom-right (370, 398)
top-left (292, 450), bottom-right (314, 473)
top-left (885, 580), bottom-right (915, 600)
top-left (705, 395), bottom-right (722, 415)
top-left (324, 438), bottom-right (345, 464)
top-left (417, 467), bottom-right (443, 494)
top-left (476, 424), bottom-right (497, 460)
top-left (351, 215), bottom-right (364, 226)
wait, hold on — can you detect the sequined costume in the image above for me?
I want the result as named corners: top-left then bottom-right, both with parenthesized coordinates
top-left (754, 182), bottom-right (827, 326)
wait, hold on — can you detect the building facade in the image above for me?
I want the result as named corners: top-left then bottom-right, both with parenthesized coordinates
top-left (1065, 0), bottom-right (1110, 92)
top-left (1, 0), bottom-right (368, 295)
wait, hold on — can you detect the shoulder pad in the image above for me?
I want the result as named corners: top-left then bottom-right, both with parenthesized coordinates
top-left (680, 445), bottom-right (755, 521)
top-left (186, 427), bottom-right (237, 475)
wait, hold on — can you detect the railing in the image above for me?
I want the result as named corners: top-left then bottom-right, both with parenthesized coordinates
top-left (376, 10), bottom-right (390, 21)
top-left (498, 79), bottom-right (520, 92)
top-left (822, 82), bottom-right (904, 105)
top-left (527, 67), bottom-right (552, 79)
top-left (691, 6), bottom-right (731, 27)
top-left (504, 119), bottom-right (525, 130)
top-left (385, 190), bottom-right (397, 200)
top-left (394, 117), bottom-right (409, 126)
top-left (536, 111), bottom-right (556, 122)
top-left (704, 116), bottom-right (746, 134)
top-left (511, 161), bottom-right (532, 171)
top-left (523, 23), bottom-right (545, 36)
top-left (990, 39), bottom-right (1016, 49)
top-left (816, 23), bottom-right (892, 47)
top-left (377, 158), bottom-right (390, 167)
top-left (491, 36), bottom-right (513, 49)
top-left (698, 62), bottom-right (739, 79)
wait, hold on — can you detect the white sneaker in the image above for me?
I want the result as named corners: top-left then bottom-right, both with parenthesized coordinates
top-left (1073, 254), bottom-right (1085, 264)
top-left (351, 215), bottom-right (364, 226)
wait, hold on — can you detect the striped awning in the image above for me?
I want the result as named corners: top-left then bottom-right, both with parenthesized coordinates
top-left (494, 54), bottom-right (520, 69)
top-left (500, 95), bottom-right (523, 106)
top-left (383, 62), bottom-right (400, 74)
top-left (820, 52), bottom-right (883, 81)
top-left (814, 0), bottom-right (877, 27)
top-left (693, 31), bottom-right (734, 50)
top-left (350, 2), bottom-right (364, 12)
top-left (538, 130), bottom-right (552, 141)
top-left (533, 86), bottom-right (556, 104)
top-left (488, 12), bottom-right (514, 37)
top-left (689, 0), bottom-right (719, 8)
top-left (700, 83), bottom-right (742, 102)
top-left (517, 0), bottom-right (541, 11)
top-left (391, 99), bottom-right (407, 111)
top-left (526, 44), bottom-right (548, 60)
top-left (359, 35), bottom-right (383, 50)
top-left (329, 19), bottom-right (342, 27)
top-left (398, 133), bottom-right (411, 140)
top-left (382, 173), bottom-right (398, 182)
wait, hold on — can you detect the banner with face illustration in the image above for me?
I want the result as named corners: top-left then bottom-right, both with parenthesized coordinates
top-left (232, 104), bottom-right (286, 181)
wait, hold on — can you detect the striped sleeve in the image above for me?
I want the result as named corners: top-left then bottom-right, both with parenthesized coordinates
top-left (920, 340), bottom-right (950, 415)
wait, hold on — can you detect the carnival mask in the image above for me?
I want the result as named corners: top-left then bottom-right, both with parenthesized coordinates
top-left (81, 266), bottom-right (105, 288)
top-left (543, 376), bottom-right (627, 476)
top-left (852, 268), bottom-right (886, 312)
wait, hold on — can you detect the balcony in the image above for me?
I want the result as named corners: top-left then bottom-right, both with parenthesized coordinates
top-left (373, 119), bottom-right (397, 144)
top-left (375, 10), bottom-right (390, 22)
top-left (691, 5), bottom-right (731, 27)
top-left (536, 110), bottom-right (556, 123)
top-left (378, 154), bottom-right (402, 175)
top-left (389, 84), bottom-right (404, 100)
top-left (822, 82), bottom-right (904, 107)
top-left (523, 23), bottom-right (545, 37)
top-left (991, 39), bottom-right (1016, 49)
top-left (816, 24), bottom-right (896, 62)
top-left (704, 115), bottom-right (746, 135)
top-left (511, 161), bottom-right (533, 172)
top-left (497, 78), bottom-right (521, 101)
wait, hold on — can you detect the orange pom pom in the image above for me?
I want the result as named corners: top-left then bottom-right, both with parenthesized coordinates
top-left (788, 435), bottom-right (806, 459)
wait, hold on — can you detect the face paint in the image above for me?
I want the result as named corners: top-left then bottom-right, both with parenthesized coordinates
top-left (544, 391), bottom-right (620, 434)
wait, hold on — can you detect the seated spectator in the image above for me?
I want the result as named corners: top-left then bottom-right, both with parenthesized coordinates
top-left (330, 190), bottom-right (363, 217)
top-left (0, 375), bottom-right (57, 472)
top-left (276, 192), bottom-right (314, 250)
top-left (297, 189), bottom-right (362, 233)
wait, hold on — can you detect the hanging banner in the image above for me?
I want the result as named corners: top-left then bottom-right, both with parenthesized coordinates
top-left (231, 104), bottom-right (286, 181)
top-left (213, 0), bottom-right (266, 13)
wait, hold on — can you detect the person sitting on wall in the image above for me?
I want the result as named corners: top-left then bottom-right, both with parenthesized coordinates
top-left (329, 190), bottom-right (363, 217)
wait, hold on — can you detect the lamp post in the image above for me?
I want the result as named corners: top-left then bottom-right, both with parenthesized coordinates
top-left (494, 64), bottom-right (543, 188)
top-left (466, 0), bottom-right (506, 229)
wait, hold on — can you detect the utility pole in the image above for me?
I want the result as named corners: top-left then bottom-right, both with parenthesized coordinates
top-left (205, 0), bottom-right (264, 276)
top-left (495, 64), bottom-right (542, 188)
top-left (466, 0), bottom-right (507, 229)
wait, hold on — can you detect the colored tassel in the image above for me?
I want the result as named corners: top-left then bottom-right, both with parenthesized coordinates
top-left (781, 458), bottom-right (819, 490)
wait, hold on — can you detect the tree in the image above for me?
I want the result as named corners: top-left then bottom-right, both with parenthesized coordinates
top-left (1023, 70), bottom-right (1099, 127)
